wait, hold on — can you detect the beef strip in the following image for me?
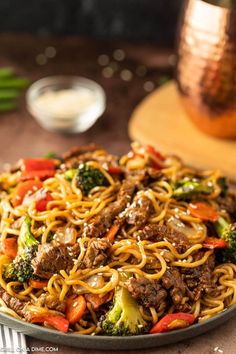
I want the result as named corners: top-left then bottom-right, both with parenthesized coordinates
top-left (32, 243), bottom-right (74, 279)
top-left (162, 267), bottom-right (187, 305)
top-left (181, 254), bottom-right (217, 301)
top-left (117, 194), bottom-right (153, 228)
top-left (0, 287), bottom-right (26, 317)
top-left (217, 194), bottom-right (236, 219)
top-left (126, 277), bottom-right (167, 311)
top-left (81, 238), bottom-right (111, 268)
top-left (126, 195), bottom-right (152, 226)
top-left (125, 168), bottom-right (164, 190)
top-left (63, 144), bottom-right (119, 170)
top-left (134, 224), bottom-right (190, 253)
top-left (83, 179), bottom-right (136, 238)
top-left (36, 294), bottom-right (66, 313)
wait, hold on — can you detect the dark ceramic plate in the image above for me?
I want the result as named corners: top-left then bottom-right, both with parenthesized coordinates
top-left (0, 305), bottom-right (236, 350)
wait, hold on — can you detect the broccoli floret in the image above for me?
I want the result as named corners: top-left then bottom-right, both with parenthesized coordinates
top-left (3, 262), bottom-right (17, 281)
top-left (64, 168), bottom-right (77, 181)
top-left (215, 217), bottom-right (236, 263)
top-left (76, 164), bottom-right (109, 196)
top-left (217, 177), bottom-right (228, 197)
top-left (101, 286), bottom-right (148, 336)
top-left (173, 179), bottom-right (214, 201)
top-left (4, 215), bottom-right (39, 282)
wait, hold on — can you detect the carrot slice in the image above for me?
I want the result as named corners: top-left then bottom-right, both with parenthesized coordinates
top-left (188, 202), bottom-right (219, 222)
top-left (106, 225), bottom-right (120, 243)
top-left (31, 314), bottom-right (69, 333)
top-left (29, 279), bottom-right (48, 289)
top-left (203, 237), bottom-right (227, 249)
top-left (66, 295), bottom-right (87, 325)
top-left (2, 237), bottom-right (18, 258)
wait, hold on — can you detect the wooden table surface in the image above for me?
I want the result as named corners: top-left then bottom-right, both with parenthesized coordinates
top-left (0, 33), bottom-right (235, 354)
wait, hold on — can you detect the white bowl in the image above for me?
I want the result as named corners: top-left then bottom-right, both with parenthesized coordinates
top-left (26, 76), bottom-right (106, 133)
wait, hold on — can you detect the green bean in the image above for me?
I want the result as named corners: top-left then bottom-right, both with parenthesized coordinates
top-left (0, 67), bottom-right (15, 79)
top-left (0, 89), bottom-right (20, 100)
top-left (0, 100), bottom-right (17, 112)
top-left (0, 78), bottom-right (29, 89)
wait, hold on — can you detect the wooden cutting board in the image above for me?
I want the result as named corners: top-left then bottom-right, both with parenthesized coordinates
top-left (129, 81), bottom-right (236, 180)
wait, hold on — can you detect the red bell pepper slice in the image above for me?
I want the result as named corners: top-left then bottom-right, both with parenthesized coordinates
top-left (188, 202), bottom-right (219, 222)
top-left (35, 192), bottom-right (53, 212)
top-left (12, 180), bottom-right (43, 207)
top-left (150, 313), bottom-right (195, 334)
top-left (146, 145), bottom-right (165, 161)
top-left (22, 159), bottom-right (56, 172)
top-left (145, 145), bottom-right (165, 169)
top-left (108, 166), bottom-right (123, 174)
top-left (31, 314), bottom-right (69, 333)
top-left (20, 158), bottom-right (56, 181)
top-left (21, 169), bottom-right (56, 181)
top-left (203, 237), bottom-right (227, 249)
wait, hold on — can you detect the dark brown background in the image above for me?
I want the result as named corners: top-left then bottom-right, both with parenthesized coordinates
top-left (0, 33), bottom-right (235, 354)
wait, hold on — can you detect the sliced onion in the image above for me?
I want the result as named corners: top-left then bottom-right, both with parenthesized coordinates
top-left (22, 188), bottom-right (48, 206)
top-left (127, 157), bottom-right (146, 170)
top-left (167, 216), bottom-right (205, 241)
top-left (74, 275), bottom-right (105, 294)
top-left (54, 227), bottom-right (77, 245)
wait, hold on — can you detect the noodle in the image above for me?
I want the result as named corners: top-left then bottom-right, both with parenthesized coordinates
top-left (0, 142), bottom-right (235, 336)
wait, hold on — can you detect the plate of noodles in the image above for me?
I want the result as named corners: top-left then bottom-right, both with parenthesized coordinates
top-left (0, 142), bottom-right (236, 349)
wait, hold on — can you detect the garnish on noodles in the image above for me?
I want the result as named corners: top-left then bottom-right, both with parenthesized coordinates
top-left (0, 142), bottom-right (236, 335)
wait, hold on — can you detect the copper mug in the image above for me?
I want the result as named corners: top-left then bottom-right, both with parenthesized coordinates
top-left (176, 0), bottom-right (236, 138)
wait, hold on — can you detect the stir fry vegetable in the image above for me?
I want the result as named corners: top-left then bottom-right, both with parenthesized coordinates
top-left (215, 217), bottom-right (236, 263)
top-left (173, 180), bottom-right (214, 200)
top-left (101, 286), bottom-right (148, 336)
top-left (4, 216), bottom-right (39, 282)
top-left (150, 313), bottom-right (195, 334)
top-left (76, 164), bottom-right (109, 196)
